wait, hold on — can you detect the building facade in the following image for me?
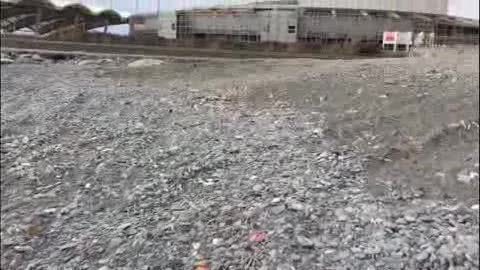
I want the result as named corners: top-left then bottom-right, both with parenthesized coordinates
top-left (175, 0), bottom-right (479, 46)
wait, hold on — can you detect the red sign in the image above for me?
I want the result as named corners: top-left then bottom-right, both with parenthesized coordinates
top-left (384, 32), bottom-right (396, 42)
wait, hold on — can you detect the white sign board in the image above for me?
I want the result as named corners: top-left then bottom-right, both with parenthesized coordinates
top-left (397, 32), bottom-right (413, 45)
top-left (383, 32), bottom-right (413, 45)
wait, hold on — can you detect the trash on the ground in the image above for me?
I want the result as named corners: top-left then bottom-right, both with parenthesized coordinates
top-left (194, 257), bottom-right (210, 270)
top-left (249, 231), bottom-right (267, 243)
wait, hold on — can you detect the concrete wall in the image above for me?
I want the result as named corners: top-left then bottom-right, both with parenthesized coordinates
top-left (158, 17), bottom-right (176, 39)
top-left (186, 8), bottom-right (298, 43)
top-left (190, 10), bottom-right (261, 35)
top-left (258, 9), bottom-right (298, 43)
top-left (143, 16), bottom-right (158, 30)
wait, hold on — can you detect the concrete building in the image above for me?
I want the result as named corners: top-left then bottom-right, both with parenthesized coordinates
top-left (158, 14), bottom-right (176, 39)
top-left (175, 0), bottom-right (479, 48)
top-left (128, 13), bottom-right (158, 38)
top-left (129, 12), bottom-right (176, 40)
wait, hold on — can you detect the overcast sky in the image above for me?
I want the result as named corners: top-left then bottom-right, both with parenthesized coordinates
top-left (52, 0), bottom-right (479, 19)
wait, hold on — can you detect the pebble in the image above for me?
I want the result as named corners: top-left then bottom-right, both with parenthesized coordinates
top-left (384, 79), bottom-right (397, 85)
top-left (395, 218), bottom-right (407, 225)
top-left (404, 214), bottom-right (417, 223)
top-left (43, 208), bottom-right (57, 214)
top-left (32, 54), bottom-right (43, 62)
top-left (77, 59), bottom-right (98, 66)
top-left (1, 57), bottom-right (14, 64)
top-left (287, 200), bottom-right (304, 211)
top-left (296, 235), bottom-right (314, 247)
top-left (192, 242), bottom-right (201, 250)
top-left (128, 59), bottom-right (165, 68)
top-left (108, 237), bottom-right (123, 250)
top-left (59, 243), bottom-right (77, 250)
top-left (119, 223), bottom-right (132, 230)
top-left (271, 198), bottom-right (282, 204)
top-left (252, 184), bottom-right (264, 193)
top-left (14, 246), bottom-right (33, 252)
top-left (212, 238), bottom-right (222, 245)
top-left (415, 250), bottom-right (430, 262)
top-left (335, 209), bottom-right (348, 221)
top-left (457, 171), bottom-right (473, 184)
top-left (324, 249), bottom-right (336, 255)
top-left (270, 204), bottom-right (285, 215)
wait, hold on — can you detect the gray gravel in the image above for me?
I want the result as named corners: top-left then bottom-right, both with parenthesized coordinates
top-left (1, 51), bottom-right (479, 270)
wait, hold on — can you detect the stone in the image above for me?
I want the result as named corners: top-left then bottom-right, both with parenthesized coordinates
top-left (415, 251), bottom-right (430, 262)
top-left (457, 172), bottom-right (473, 184)
top-left (335, 209), bottom-right (348, 221)
top-left (108, 237), bottom-right (123, 250)
top-left (384, 79), bottom-right (397, 85)
top-left (212, 238), bottom-right (222, 245)
top-left (96, 58), bottom-right (114, 64)
top-left (32, 54), bottom-right (43, 62)
top-left (271, 198), bottom-right (282, 204)
top-left (135, 122), bottom-right (145, 129)
top-left (404, 213), bottom-right (417, 223)
top-left (270, 204), bottom-right (285, 215)
top-left (1, 57), bottom-right (14, 65)
top-left (287, 200), bottom-right (304, 211)
top-left (296, 235), bottom-right (314, 247)
top-left (128, 59), bottom-right (165, 68)
top-left (119, 223), bottom-right (132, 230)
top-left (78, 59), bottom-right (98, 66)
top-left (59, 243), bottom-right (77, 250)
top-left (14, 246), bottom-right (33, 252)
top-left (252, 184), bottom-right (264, 193)
top-left (43, 208), bottom-right (57, 214)
top-left (192, 242), bottom-right (201, 249)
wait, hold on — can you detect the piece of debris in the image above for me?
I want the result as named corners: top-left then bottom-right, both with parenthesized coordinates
top-left (249, 231), bottom-right (267, 244)
top-left (194, 256), bottom-right (210, 270)
top-left (128, 59), bottom-right (165, 68)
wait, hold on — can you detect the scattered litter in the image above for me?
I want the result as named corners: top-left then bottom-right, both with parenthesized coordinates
top-left (194, 256), bottom-right (210, 270)
top-left (249, 231), bottom-right (267, 244)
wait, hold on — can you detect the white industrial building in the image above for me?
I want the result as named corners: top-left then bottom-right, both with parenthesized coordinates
top-left (174, 0), bottom-right (479, 49)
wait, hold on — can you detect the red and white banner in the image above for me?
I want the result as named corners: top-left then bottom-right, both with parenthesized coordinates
top-left (383, 32), bottom-right (398, 44)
